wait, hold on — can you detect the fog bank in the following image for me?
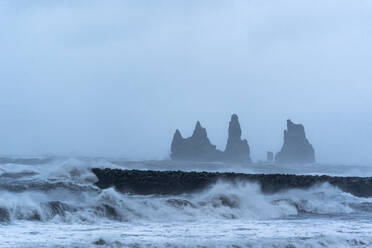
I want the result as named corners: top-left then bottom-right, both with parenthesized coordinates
top-left (0, 0), bottom-right (371, 164)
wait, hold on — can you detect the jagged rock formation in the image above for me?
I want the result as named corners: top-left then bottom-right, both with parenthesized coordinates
top-left (275, 120), bottom-right (315, 164)
top-left (92, 168), bottom-right (372, 197)
top-left (170, 121), bottom-right (223, 161)
top-left (224, 114), bottom-right (251, 162)
top-left (170, 115), bottom-right (251, 163)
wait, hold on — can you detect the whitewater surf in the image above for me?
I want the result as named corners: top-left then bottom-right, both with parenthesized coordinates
top-left (1, 158), bottom-right (372, 248)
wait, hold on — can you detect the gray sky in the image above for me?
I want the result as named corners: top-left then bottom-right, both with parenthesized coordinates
top-left (0, 0), bottom-right (372, 164)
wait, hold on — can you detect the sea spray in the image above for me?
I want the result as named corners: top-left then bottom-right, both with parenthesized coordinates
top-left (1, 158), bottom-right (372, 247)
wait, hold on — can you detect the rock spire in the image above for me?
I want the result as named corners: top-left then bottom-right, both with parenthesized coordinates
top-left (170, 114), bottom-right (251, 163)
top-left (224, 114), bottom-right (251, 162)
top-left (170, 121), bottom-right (222, 161)
top-left (275, 120), bottom-right (315, 164)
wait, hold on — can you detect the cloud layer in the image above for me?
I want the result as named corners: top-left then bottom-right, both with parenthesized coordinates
top-left (1, 0), bottom-right (372, 164)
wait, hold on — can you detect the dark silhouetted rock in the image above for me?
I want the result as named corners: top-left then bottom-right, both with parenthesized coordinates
top-left (92, 168), bottom-right (372, 198)
top-left (275, 120), bottom-right (315, 164)
top-left (170, 121), bottom-right (223, 161)
top-left (267, 151), bottom-right (274, 162)
top-left (224, 114), bottom-right (251, 163)
top-left (170, 115), bottom-right (252, 163)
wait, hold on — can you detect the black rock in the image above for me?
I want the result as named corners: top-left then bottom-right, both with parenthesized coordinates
top-left (92, 168), bottom-right (372, 198)
top-left (171, 121), bottom-right (223, 161)
top-left (0, 207), bottom-right (10, 223)
top-left (275, 120), bottom-right (315, 164)
top-left (170, 115), bottom-right (252, 163)
top-left (93, 239), bottom-right (107, 246)
top-left (224, 114), bottom-right (251, 163)
top-left (267, 151), bottom-right (274, 162)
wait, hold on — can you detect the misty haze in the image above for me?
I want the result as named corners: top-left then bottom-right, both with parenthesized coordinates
top-left (1, 1), bottom-right (372, 248)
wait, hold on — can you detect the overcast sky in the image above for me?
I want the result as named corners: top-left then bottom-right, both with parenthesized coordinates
top-left (0, 0), bottom-right (371, 164)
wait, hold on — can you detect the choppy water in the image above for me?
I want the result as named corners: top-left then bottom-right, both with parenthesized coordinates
top-left (1, 157), bottom-right (372, 248)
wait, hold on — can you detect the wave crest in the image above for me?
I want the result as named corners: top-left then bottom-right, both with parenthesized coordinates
top-left (1, 180), bottom-right (371, 224)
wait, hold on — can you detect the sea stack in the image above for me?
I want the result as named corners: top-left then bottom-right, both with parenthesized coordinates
top-left (267, 151), bottom-right (274, 162)
top-left (170, 114), bottom-right (252, 163)
top-left (170, 121), bottom-right (222, 161)
top-left (275, 120), bottom-right (315, 164)
top-left (224, 114), bottom-right (251, 163)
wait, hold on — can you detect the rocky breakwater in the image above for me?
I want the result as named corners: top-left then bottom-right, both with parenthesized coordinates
top-left (92, 168), bottom-right (372, 197)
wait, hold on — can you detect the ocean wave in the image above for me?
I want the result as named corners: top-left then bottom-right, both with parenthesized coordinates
top-left (0, 158), bottom-right (372, 225)
top-left (2, 227), bottom-right (372, 248)
top-left (86, 237), bottom-right (372, 248)
top-left (1, 158), bottom-right (372, 247)
top-left (1, 180), bottom-right (372, 225)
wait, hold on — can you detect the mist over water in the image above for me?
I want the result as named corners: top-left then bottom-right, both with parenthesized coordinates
top-left (1, 0), bottom-right (372, 164)
top-left (1, 0), bottom-right (372, 247)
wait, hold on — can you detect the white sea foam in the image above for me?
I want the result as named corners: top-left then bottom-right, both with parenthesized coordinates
top-left (0, 179), bottom-right (369, 224)
top-left (1, 158), bottom-right (372, 247)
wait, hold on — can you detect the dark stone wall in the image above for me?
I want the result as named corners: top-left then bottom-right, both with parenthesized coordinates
top-left (92, 168), bottom-right (372, 198)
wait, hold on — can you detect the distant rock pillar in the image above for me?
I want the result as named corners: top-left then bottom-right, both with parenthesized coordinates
top-left (223, 114), bottom-right (251, 163)
top-left (267, 151), bottom-right (274, 162)
top-left (170, 122), bottom-right (222, 161)
top-left (275, 120), bottom-right (315, 164)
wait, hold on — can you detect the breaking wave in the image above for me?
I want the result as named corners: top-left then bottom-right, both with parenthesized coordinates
top-left (1, 169), bottom-right (371, 224)
top-left (1, 158), bottom-right (372, 248)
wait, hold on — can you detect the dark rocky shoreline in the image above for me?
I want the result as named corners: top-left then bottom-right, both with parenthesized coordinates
top-left (92, 168), bottom-right (372, 197)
